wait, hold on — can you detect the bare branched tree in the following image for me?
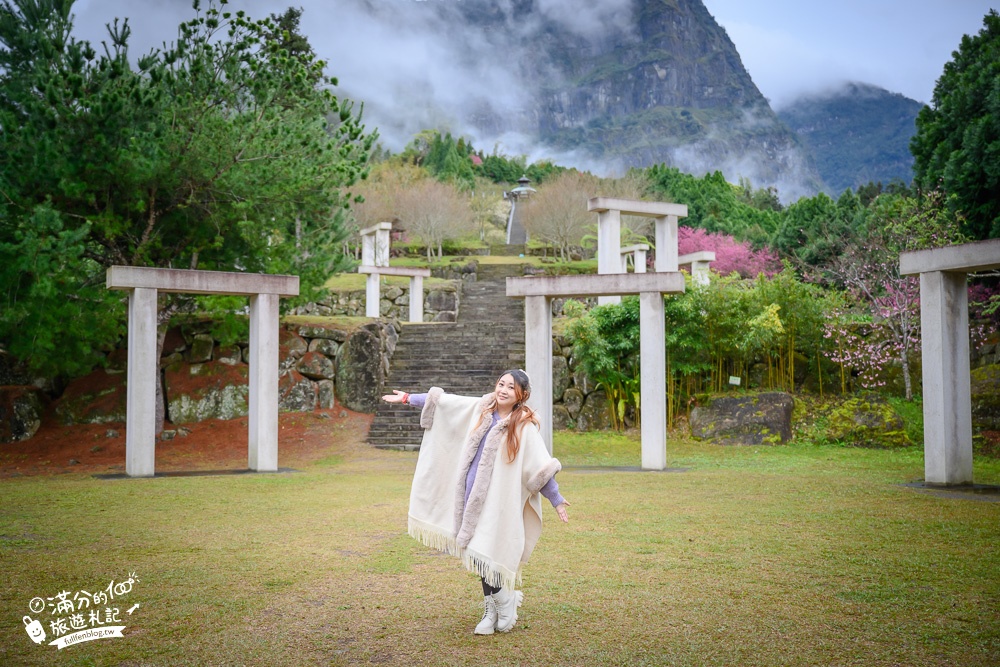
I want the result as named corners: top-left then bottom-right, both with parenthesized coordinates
top-left (523, 170), bottom-right (653, 260)
top-left (522, 171), bottom-right (600, 260)
top-left (348, 162), bottom-right (426, 257)
top-left (395, 179), bottom-right (472, 260)
top-left (469, 184), bottom-right (509, 243)
top-left (607, 171), bottom-right (653, 242)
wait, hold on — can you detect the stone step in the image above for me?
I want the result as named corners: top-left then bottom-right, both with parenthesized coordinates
top-left (389, 345), bottom-right (524, 354)
top-left (368, 276), bottom-right (528, 448)
top-left (383, 365), bottom-right (522, 377)
top-left (390, 347), bottom-right (524, 354)
top-left (390, 349), bottom-right (524, 357)
top-left (485, 246), bottom-right (527, 258)
top-left (459, 306), bottom-right (523, 312)
top-left (394, 332), bottom-right (521, 338)
top-left (460, 294), bottom-right (520, 300)
top-left (384, 377), bottom-right (511, 387)
top-left (399, 323), bottom-right (522, 331)
top-left (386, 369), bottom-right (522, 378)
top-left (386, 364), bottom-right (519, 371)
top-left (395, 340), bottom-right (521, 345)
top-left (394, 339), bottom-right (523, 347)
top-left (391, 341), bottom-right (523, 350)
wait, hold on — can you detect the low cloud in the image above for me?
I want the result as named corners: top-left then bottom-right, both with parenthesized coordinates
top-left (667, 108), bottom-right (817, 202)
top-left (70, 0), bottom-right (638, 154)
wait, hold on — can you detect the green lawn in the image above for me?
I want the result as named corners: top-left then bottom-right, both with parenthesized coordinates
top-left (2, 427), bottom-right (998, 666)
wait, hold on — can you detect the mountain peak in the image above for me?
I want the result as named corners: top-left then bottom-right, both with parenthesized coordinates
top-left (777, 82), bottom-right (924, 195)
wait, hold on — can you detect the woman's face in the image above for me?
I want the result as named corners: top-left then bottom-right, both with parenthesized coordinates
top-left (495, 374), bottom-right (520, 412)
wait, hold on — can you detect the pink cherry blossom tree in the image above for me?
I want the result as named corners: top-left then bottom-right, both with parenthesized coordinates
top-left (677, 226), bottom-right (781, 279)
top-left (824, 192), bottom-right (965, 400)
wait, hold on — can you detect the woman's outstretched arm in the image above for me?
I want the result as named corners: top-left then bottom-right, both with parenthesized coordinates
top-left (381, 390), bottom-right (427, 407)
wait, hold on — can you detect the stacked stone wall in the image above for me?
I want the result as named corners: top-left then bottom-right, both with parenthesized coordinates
top-left (17, 318), bottom-right (400, 441)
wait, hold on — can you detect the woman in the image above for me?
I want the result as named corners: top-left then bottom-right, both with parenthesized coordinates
top-left (382, 369), bottom-right (570, 635)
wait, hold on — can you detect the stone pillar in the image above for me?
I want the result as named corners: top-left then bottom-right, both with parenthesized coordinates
top-left (655, 215), bottom-right (679, 272)
top-left (409, 275), bottom-right (424, 323)
top-left (634, 247), bottom-right (647, 273)
top-left (361, 232), bottom-right (375, 267)
top-left (639, 291), bottom-right (667, 470)
top-left (598, 209), bottom-right (622, 306)
top-left (620, 247), bottom-right (648, 273)
top-left (375, 226), bottom-right (390, 267)
top-left (249, 293), bottom-right (280, 472)
top-left (524, 295), bottom-right (553, 453)
top-left (125, 288), bottom-right (158, 477)
top-left (365, 273), bottom-right (380, 318)
top-left (920, 271), bottom-right (973, 485)
top-left (692, 260), bottom-right (710, 286)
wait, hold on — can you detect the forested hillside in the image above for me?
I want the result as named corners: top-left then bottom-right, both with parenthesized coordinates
top-left (778, 83), bottom-right (923, 196)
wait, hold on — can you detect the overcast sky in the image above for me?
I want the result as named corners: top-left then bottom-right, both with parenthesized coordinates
top-left (69, 0), bottom-right (998, 144)
top-left (702, 0), bottom-right (998, 107)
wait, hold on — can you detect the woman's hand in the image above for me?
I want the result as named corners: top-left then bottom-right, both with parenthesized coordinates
top-left (381, 390), bottom-right (407, 403)
top-left (555, 501), bottom-right (570, 524)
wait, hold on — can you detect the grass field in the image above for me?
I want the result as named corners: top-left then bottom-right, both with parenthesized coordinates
top-left (1, 422), bottom-right (998, 666)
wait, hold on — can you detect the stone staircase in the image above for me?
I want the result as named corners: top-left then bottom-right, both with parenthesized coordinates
top-left (366, 263), bottom-right (526, 449)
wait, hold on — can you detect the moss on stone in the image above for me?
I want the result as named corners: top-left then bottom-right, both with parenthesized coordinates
top-left (825, 395), bottom-right (910, 448)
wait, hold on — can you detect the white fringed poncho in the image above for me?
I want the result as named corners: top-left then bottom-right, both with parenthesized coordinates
top-left (407, 387), bottom-right (562, 591)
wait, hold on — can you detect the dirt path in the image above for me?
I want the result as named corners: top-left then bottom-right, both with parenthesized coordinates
top-left (0, 409), bottom-right (376, 478)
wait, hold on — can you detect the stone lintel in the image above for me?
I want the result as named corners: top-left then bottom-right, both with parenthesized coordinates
top-left (107, 266), bottom-right (299, 297)
top-left (900, 238), bottom-right (1000, 275)
top-left (357, 266), bottom-right (432, 277)
top-left (621, 244), bottom-right (650, 254)
top-left (359, 221), bottom-right (393, 236)
top-left (678, 251), bottom-right (716, 264)
top-left (588, 197), bottom-right (688, 218)
top-left (507, 272), bottom-right (685, 298)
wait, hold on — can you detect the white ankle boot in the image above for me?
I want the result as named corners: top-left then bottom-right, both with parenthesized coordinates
top-left (492, 588), bottom-right (523, 633)
top-left (474, 595), bottom-right (498, 635)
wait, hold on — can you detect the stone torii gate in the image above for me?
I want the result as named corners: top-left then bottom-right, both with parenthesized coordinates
top-left (508, 197), bottom-right (690, 470)
top-left (107, 266), bottom-right (299, 477)
top-left (590, 197), bottom-right (688, 305)
top-left (620, 244), bottom-right (649, 273)
top-left (620, 245), bottom-right (716, 286)
top-left (358, 221), bottom-right (430, 321)
top-left (899, 238), bottom-right (1000, 486)
top-left (679, 251), bottom-right (716, 287)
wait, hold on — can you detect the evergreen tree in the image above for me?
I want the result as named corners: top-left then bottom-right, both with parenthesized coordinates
top-left (267, 7), bottom-right (314, 62)
top-left (646, 165), bottom-right (780, 246)
top-left (911, 10), bottom-right (1000, 239)
top-left (0, 0), bottom-right (375, 376)
top-left (771, 193), bottom-right (849, 267)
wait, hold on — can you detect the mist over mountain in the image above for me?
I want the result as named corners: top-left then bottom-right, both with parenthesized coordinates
top-left (776, 82), bottom-right (924, 196)
top-left (71, 0), bottom-right (835, 199)
top-left (325, 0), bottom-right (823, 199)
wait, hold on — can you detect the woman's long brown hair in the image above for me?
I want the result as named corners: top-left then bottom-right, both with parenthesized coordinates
top-left (474, 370), bottom-right (540, 463)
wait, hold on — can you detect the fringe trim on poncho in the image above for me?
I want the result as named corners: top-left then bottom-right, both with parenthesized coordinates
top-left (408, 515), bottom-right (522, 591)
